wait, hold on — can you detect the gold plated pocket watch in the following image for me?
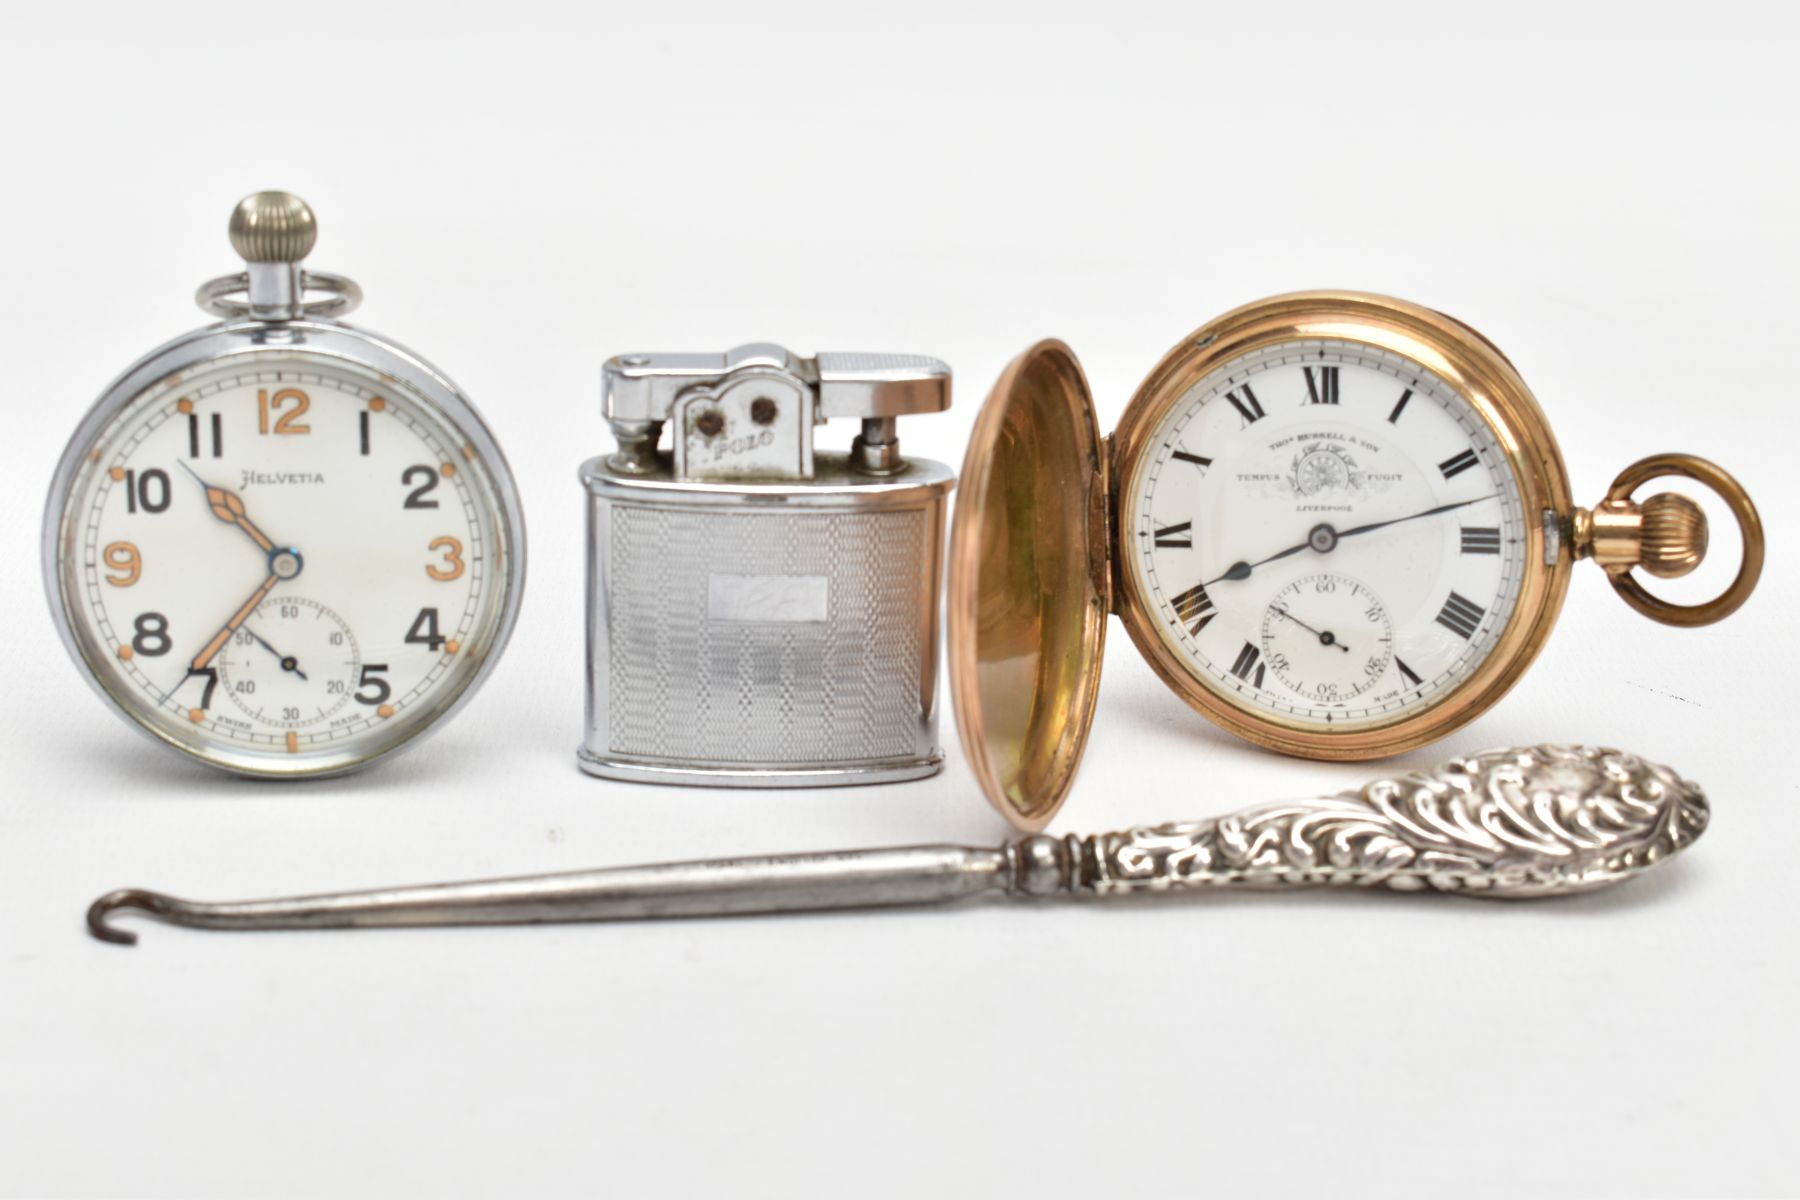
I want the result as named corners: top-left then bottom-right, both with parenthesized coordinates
top-left (42, 192), bottom-right (527, 778)
top-left (948, 291), bottom-right (1762, 828)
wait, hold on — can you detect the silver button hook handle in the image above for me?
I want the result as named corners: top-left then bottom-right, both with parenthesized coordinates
top-left (87, 745), bottom-right (1708, 945)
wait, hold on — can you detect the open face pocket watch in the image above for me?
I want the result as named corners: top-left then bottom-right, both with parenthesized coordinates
top-left (947, 291), bottom-right (1763, 829)
top-left (42, 192), bottom-right (527, 778)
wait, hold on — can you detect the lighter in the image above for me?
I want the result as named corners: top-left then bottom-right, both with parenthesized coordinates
top-left (579, 344), bottom-right (954, 787)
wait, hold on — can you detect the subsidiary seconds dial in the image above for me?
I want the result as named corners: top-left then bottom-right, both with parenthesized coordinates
top-left (1258, 573), bottom-right (1393, 705)
top-left (215, 596), bottom-right (360, 728)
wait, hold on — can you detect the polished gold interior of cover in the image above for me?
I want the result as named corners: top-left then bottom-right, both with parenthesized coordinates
top-left (946, 340), bottom-right (1108, 830)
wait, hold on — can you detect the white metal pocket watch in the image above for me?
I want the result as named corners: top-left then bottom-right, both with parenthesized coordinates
top-left (43, 192), bottom-right (527, 778)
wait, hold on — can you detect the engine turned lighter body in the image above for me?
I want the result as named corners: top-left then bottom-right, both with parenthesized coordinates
top-left (579, 344), bottom-right (954, 787)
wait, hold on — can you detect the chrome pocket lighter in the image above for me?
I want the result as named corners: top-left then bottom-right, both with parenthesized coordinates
top-left (579, 344), bottom-right (954, 786)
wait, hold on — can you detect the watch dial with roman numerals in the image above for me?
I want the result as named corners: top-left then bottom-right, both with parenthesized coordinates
top-left (1124, 338), bottom-right (1528, 729)
top-left (48, 347), bottom-right (520, 777)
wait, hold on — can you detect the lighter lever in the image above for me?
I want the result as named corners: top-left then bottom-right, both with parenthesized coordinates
top-left (88, 745), bottom-right (1706, 944)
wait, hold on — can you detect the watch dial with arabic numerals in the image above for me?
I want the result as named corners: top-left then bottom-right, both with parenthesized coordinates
top-left (1124, 338), bottom-right (1528, 730)
top-left (51, 348), bottom-right (517, 776)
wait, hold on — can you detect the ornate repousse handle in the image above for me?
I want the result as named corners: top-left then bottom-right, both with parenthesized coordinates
top-left (1011, 745), bottom-right (1708, 899)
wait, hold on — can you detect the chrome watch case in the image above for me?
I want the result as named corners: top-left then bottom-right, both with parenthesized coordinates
top-left (42, 194), bottom-right (528, 778)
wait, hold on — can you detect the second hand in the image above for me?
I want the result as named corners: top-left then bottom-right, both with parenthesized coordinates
top-left (243, 626), bottom-right (308, 681)
top-left (1270, 605), bottom-right (1350, 653)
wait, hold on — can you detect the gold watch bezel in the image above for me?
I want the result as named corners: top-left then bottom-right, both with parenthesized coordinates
top-left (1109, 290), bottom-right (1575, 761)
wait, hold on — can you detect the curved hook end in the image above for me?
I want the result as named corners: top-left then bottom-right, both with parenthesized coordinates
top-left (87, 889), bottom-right (155, 946)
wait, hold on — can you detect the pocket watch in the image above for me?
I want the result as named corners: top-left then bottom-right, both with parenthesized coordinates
top-left (42, 192), bottom-right (527, 778)
top-left (947, 291), bottom-right (1763, 828)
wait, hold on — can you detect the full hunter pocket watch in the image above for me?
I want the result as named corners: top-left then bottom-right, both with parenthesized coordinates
top-left (948, 291), bottom-right (1763, 828)
top-left (42, 192), bottom-right (527, 778)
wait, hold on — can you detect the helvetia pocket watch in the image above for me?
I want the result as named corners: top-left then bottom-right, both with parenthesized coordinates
top-left (947, 291), bottom-right (1763, 828)
top-left (42, 192), bottom-right (527, 778)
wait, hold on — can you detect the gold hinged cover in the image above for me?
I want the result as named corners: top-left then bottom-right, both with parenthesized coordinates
top-left (946, 340), bottom-right (1110, 830)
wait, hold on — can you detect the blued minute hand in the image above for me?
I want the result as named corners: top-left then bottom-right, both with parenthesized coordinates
top-left (1334, 494), bottom-right (1497, 542)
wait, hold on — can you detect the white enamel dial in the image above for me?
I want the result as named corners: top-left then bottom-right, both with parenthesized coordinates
top-left (50, 347), bottom-right (518, 775)
top-left (1124, 338), bottom-right (1528, 730)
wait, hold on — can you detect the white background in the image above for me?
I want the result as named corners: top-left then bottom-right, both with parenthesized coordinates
top-left (2, 3), bottom-right (1795, 1196)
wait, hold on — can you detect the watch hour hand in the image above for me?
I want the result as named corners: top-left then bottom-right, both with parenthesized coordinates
top-left (177, 461), bottom-right (276, 554)
top-left (1208, 539), bottom-right (1309, 586)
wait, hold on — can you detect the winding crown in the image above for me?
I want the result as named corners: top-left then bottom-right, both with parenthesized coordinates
top-left (1574, 491), bottom-right (1709, 579)
top-left (228, 191), bottom-right (317, 264)
top-left (1636, 492), bottom-right (1708, 578)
